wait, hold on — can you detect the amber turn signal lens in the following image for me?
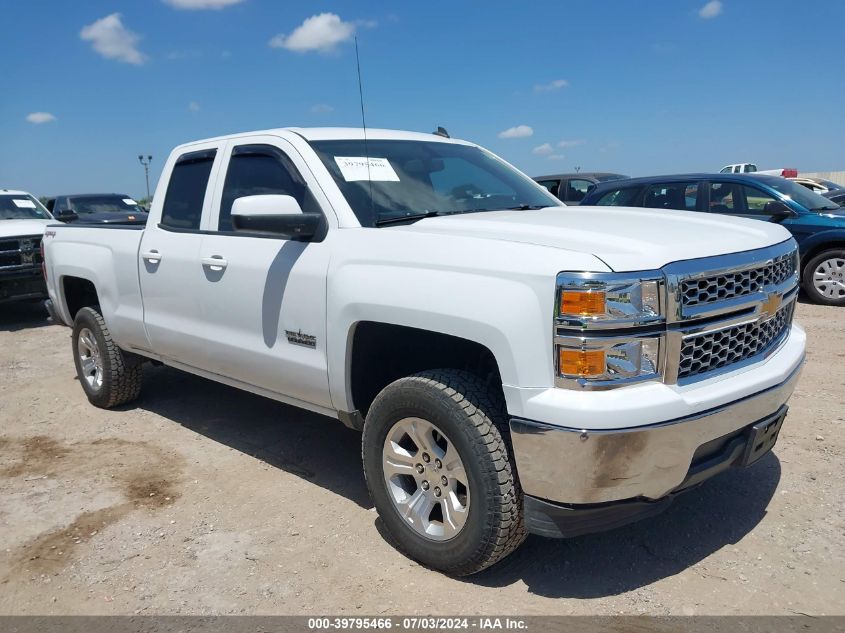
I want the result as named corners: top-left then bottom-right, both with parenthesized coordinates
top-left (560, 290), bottom-right (606, 316)
top-left (559, 349), bottom-right (606, 378)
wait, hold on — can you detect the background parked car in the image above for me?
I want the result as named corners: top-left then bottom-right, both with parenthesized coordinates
top-left (823, 190), bottom-right (845, 207)
top-left (790, 177), bottom-right (845, 194)
top-left (720, 163), bottom-right (798, 178)
top-left (0, 189), bottom-right (53, 304)
top-left (533, 172), bottom-right (628, 204)
top-left (581, 173), bottom-right (845, 306)
top-left (46, 194), bottom-right (148, 225)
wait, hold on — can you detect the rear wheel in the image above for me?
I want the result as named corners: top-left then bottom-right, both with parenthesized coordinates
top-left (72, 307), bottom-right (143, 408)
top-left (803, 249), bottom-right (845, 306)
top-left (362, 369), bottom-right (525, 576)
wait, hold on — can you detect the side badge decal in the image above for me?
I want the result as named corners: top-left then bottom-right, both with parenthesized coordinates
top-left (286, 330), bottom-right (316, 348)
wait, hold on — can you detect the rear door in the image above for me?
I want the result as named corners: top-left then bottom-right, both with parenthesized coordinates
top-left (195, 135), bottom-right (334, 409)
top-left (139, 142), bottom-right (225, 367)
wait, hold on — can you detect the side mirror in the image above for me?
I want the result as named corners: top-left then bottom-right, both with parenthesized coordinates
top-left (55, 208), bottom-right (79, 222)
top-left (763, 200), bottom-right (794, 220)
top-left (231, 194), bottom-right (322, 240)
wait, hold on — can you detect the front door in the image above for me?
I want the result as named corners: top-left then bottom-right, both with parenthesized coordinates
top-left (196, 137), bottom-right (333, 409)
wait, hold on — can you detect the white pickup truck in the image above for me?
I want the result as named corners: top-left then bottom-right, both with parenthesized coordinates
top-left (44, 128), bottom-right (806, 575)
top-left (720, 163), bottom-right (798, 178)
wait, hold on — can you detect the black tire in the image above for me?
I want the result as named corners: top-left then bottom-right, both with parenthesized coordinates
top-left (802, 248), bottom-right (845, 306)
top-left (362, 369), bottom-right (526, 576)
top-left (71, 307), bottom-right (143, 408)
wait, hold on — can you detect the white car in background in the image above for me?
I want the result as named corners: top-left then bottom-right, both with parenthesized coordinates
top-left (0, 189), bottom-right (54, 303)
top-left (789, 177), bottom-right (845, 194)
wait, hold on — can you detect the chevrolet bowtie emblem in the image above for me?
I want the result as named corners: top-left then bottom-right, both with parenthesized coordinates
top-left (761, 292), bottom-right (782, 320)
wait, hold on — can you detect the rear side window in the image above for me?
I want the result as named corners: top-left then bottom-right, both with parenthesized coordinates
top-left (161, 149), bottom-right (216, 230)
top-left (536, 179), bottom-right (560, 197)
top-left (566, 179), bottom-right (595, 203)
top-left (643, 182), bottom-right (698, 211)
top-left (709, 182), bottom-right (739, 213)
top-left (595, 188), bottom-right (640, 206)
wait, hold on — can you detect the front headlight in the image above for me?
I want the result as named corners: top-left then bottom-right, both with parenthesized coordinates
top-left (556, 335), bottom-right (663, 387)
top-left (556, 273), bottom-right (664, 329)
top-left (554, 272), bottom-right (666, 389)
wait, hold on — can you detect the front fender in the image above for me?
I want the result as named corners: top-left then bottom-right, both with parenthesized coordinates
top-left (325, 231), bottom-right (609, 412)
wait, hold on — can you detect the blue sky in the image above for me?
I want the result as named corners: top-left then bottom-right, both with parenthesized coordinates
top-left (1, 0), bottom-right (842, 198)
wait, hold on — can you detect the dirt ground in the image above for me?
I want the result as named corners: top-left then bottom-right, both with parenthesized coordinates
top-left (0, 300), bottom-right (842, 616)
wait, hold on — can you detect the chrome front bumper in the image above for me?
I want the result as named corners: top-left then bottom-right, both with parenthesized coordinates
top-left (510, 360), bottom-right (803, 505)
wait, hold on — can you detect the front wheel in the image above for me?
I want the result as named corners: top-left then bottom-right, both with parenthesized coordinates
top-left (803, 249), bottom-right (845, 306)
top-left (362, 370), bottom-right (526, 576)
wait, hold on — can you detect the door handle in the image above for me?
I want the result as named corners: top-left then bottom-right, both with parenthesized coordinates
top-left (141, 250), bottom-right (162, 264)
top-left (201, 256), bottom-right (228, 271)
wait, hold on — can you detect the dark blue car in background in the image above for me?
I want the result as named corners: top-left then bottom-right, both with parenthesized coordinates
top-left (580, 173), bottom-right (845, 306)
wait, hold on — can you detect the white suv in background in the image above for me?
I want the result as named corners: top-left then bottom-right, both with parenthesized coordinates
top-left (0, 189), bottom-right (53, 304)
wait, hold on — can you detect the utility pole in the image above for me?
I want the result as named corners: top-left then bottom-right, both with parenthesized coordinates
top-left (138, 155), bottom-right (153, 202)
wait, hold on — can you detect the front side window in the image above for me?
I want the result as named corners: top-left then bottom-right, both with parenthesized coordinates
top-left (309, 139), bottom-right (560, 227)
top-left (741, 186), bottom-right (779, 214)
top-left (595, 187), bottom-right (641, 206)
top-left (161, 149), bottom-right (216, 229)
top-left (0, 194), bottom-right (52, 220)
top-left (643, 182), bottom-right (698, 211)
top-left (218, 144), bottom-right (318, 231)
top-left (566, 179), bottom-right (594, 203)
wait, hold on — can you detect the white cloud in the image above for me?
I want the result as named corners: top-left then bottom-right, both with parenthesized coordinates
top-left (310, 103), bottom-right (335, 113)
top-left (698, 0), bottom-right (723, 19)
top-left (532, 143), bottom-right (554, 155)
top-left (163, 0), bottom-right (245, 8)
top-left (80, 13), bottom-right (146, 65)
top-left (269, 13), bottom-right (357, 53)
top-left (188, 101), bottom-right (201, 112)
top-left (26, 112), bottom-right (57, 124)
top-left (547, 154), bottom-right (566, 161)
top-left (498, 125), bottom-right (533, 139)
top-left (534, 79), bottom-right (569, 93)
top-left (557, 139), bottom-right (585, 148)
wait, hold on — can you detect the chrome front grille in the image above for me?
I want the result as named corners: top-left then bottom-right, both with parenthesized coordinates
top-left (680, 250), bottom-right (797, 308)
top-left (677, 301), bottom-right (794, 380)
top-left (0, 235), bottom-right (42, 271)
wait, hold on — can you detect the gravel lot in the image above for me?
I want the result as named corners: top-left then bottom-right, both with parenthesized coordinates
top-left (0, 300), bottom-right (842, 616)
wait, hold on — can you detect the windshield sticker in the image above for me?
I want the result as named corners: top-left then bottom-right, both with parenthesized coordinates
top-left (334, 157), bottom-right (400, 182)
top-left (12, 199), bottom-right (37, 209)
top-left (123, 198), bottom-right (138, 205)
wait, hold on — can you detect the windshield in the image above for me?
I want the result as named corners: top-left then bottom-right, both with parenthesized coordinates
top-left (764, 178), bottom-right (841, 211)
top-left (70, 195), bottom-right (141, 215)
top-left (310, 139), bottom-right (561, 227)
top-left (0, 194), bottom-right (52, 220)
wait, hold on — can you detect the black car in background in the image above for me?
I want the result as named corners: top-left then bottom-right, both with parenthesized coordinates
top-left (823, 189), bottom-right (845, 207)
top-left (46, 194), bottom-right (148, 225)
top-left (533, 172), bottom-right (628, 204)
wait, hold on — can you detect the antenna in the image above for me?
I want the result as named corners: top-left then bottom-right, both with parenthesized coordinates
top-left (354, 36), bottom-right (374, 218)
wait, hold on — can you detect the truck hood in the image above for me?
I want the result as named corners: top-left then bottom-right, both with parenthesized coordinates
top-left (391, 207), bottom-right (792, 271)
top-left (0, 219), bottom-right (53, 239)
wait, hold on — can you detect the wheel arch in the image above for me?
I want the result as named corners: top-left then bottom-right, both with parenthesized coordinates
top-left (344, 321), bottom-right (506, 421)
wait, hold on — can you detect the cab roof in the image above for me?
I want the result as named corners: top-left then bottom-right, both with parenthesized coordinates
top-left (176, 127), bottom-right (472, 150)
